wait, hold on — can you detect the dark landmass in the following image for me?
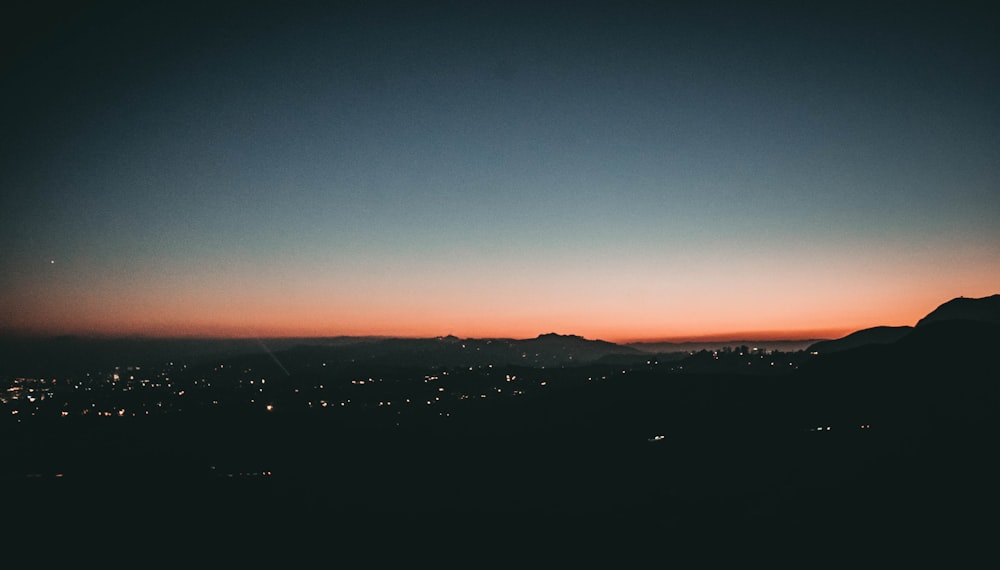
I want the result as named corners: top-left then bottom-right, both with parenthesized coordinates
top-left (0, 332), bottom-right (637, 378)
top-left (806, 325), bottom-right (913, 354)
top-left (0, 335), bottom-right (384, 378)
top-left (3, 296), bottom-right (998, 563)
top-left (807, 293), bottom-right (1000, 355)
top-left (627, 338), bottom-right (823, 354)
top-left (916, 293), bottom-right (1000, 327)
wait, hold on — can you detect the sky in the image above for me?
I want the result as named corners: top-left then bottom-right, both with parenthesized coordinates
top-left (1, 1), bottom-right (998, 342)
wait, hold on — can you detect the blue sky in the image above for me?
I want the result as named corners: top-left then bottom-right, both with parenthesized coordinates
top-left (2, 1), bottom-right (997, 340)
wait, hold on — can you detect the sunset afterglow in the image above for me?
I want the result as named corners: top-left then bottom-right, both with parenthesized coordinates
top-left (2, 2), bottom-right (997, 342)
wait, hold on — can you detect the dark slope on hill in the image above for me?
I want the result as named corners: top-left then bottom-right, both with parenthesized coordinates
top-left (806, 325), bottom-right (913, 354)
top-left (795, 319), bottom-right (1000, 428)
top-left (916, 294), bottom-right (1000, 327)
top-left (804, 293), bottom-right (1000, 355)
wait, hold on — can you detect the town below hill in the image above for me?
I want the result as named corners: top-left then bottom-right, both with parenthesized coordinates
top-left (2, 294), bottom-right (998, 563)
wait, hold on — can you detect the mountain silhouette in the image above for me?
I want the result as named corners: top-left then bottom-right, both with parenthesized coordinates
top-left (805, 294), bottom-right (1000, 355)
top-left (804, 319), bottom-right (1000, 378)
top-left (6, 294), bottom-right (998, 376)
top-left (204, 333), bottom-right (641, 373)
top-left (5, 294), bottom-right (1000, 559)
top-left (916, 294), bottom-right (1000, 327)
top-left (792, 318), bottom-right (1000, 444)
top-left (806, 326), bottom-right (913, 354)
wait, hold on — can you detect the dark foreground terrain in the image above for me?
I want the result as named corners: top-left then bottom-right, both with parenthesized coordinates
top-left (4, 318), bottom-right (999, 564)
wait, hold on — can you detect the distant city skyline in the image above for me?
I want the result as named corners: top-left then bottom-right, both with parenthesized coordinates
top-left (2, 2), bottom-right (998, 343)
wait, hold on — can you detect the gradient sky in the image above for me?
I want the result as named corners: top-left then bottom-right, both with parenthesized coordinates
top-left (2, 1), bottom-right (998, 342)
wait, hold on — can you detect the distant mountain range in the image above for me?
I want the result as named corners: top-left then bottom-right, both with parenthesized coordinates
top-left (2, 294), bottom-right (998, 376)
top-left (0, 332), bottom-right (640, 376)
top-left (5, 293), bottom-right (998, 555)
top-left (229, 332), bottom-right (640, 372)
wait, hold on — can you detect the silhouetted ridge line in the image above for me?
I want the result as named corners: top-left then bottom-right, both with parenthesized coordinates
top-left (806, 326), bottom-right (913, 355)
top-left (806, 293), bottom-right (1000, 354)
top-left (916, 294), bottom-right (1000, 327)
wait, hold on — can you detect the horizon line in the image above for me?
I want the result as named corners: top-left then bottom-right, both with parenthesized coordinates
top-left (0, 328), bottom-right (844, 345)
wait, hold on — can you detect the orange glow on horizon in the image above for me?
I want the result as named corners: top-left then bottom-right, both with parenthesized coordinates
top-left (0, 308), bottom-right (921, 344)
top-left (0, 321), bottom-right (860, 344)
top-left (3, 260), bottom-right (996, 343)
